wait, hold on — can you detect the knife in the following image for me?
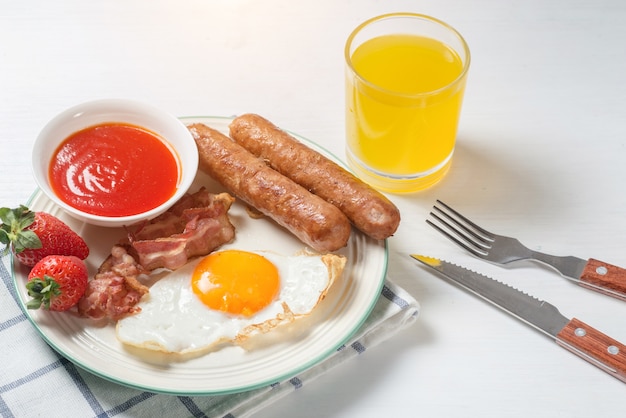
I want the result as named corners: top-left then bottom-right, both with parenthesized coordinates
top-left (411, 254), bottom-right (626, 383)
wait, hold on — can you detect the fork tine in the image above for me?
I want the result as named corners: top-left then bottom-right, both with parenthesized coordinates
top-left (433, 200), bottom-right (494, 240)
top-left (427, 200), bottom-right (496, 257)
top-left (431, 207), bottom-right (492, 247)
top-left (426, 218), bottom-right (487, 258)
top-left (428, 211), bottom-right (489, 246)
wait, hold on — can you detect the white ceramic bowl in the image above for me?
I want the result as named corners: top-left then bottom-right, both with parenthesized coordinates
top-left (32, 99), bottom-right (198, 227)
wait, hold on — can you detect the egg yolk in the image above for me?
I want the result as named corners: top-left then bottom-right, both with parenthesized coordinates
top-left (191, 250), bottom-right (280, 317)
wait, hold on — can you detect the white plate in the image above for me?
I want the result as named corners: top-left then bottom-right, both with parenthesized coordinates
top-left (12, 116), bottom-right (387, 395)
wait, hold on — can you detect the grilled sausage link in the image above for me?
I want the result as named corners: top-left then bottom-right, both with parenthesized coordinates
top-left (229, 114), bottom-right (401, 240)
top-left (188, 123), bottom-right (352, 252)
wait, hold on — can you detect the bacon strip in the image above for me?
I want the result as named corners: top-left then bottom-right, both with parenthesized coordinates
top-left (78, 188), bottom-right (236, 320)
top-left (128, 188), bottom-right (235, 271)
top-left (77, 245), bottom-right (149, 320)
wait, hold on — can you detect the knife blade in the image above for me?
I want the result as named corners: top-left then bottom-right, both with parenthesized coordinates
top-left (411, 254), bottom-right (626, 383)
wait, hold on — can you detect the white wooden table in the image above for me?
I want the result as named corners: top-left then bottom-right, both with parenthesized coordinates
top-left (2, 1), bottom-right (625, 416)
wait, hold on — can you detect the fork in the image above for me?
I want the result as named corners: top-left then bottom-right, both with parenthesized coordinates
top-left (426, 200), bottom-right (626, 301)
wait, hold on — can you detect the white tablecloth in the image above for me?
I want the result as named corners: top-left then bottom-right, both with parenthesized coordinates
top-left (2, 1), bottom-right (626, 417)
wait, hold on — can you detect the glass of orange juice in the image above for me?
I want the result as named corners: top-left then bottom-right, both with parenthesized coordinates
top-left (345, 13), bottom-right (470, 193)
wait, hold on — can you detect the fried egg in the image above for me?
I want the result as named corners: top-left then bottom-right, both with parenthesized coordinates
top-left (115, 249), bottom-right (346, 354)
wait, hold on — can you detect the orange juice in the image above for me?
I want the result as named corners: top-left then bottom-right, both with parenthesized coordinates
top-left (345, 19), bottom-right (470, 193)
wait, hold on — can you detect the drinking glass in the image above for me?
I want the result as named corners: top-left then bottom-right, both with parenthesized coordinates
top-left (345, 13), bottom-right (470, 193)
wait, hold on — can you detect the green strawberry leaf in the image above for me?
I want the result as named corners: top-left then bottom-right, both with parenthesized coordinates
top-left (25, 275), bottom-right (61, 310)
top-left (16, 206), bottom-right (36, 229)
top-left (0, 205), bottom-right (41, 254)
top-left (0, 207), bottom-right (13, 224)
top-left (0, 229), bottom-right (9, 246)
top-left (13, 230), bottom-right (42, 253)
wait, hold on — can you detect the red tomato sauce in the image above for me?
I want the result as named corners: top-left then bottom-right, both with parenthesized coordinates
top-left (49, 123), bottom-right (180, 217)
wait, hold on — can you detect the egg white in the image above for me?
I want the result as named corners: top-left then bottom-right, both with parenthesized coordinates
top-left (115, 250), bottom-right (345, 354)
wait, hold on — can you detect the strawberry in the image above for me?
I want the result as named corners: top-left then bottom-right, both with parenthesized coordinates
top-left (0, 205), bottom-right (89, 267)
top-left (26, 255), bottom-right (88, 311)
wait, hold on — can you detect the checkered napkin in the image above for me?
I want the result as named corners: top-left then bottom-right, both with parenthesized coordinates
top-left (0, 254), bottom-right (419, 418)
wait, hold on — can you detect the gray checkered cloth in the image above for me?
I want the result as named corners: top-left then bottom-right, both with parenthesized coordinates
top-left (1, 254), bottom-right (418, 418)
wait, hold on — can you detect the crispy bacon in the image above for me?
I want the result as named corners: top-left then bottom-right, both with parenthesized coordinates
top-left (128, 188), bottom-right (236, 271)
top-left (77, 245), bottom-right (149, 320)
top-left (78, 188), bottom-right (237, 320)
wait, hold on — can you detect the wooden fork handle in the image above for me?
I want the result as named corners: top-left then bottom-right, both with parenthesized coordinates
top-left (579, 258), bottom-right (626, 301)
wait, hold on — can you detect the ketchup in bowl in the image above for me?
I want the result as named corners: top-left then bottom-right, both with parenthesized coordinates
top-left (49, 123), bottom-right (179, 217)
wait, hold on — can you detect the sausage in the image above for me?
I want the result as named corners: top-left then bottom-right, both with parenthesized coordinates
top-left (228, 114), bottom-right (401, 240)
top-left (187, 123), bottom-right (352, 252)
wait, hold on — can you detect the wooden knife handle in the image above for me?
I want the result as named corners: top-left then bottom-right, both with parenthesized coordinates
top-left (556, 318), bottom-right (626, 383)
top-left (579, 258), bottom-right (626, 301)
